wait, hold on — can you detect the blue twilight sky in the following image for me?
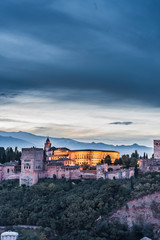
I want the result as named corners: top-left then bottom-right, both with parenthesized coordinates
top-left (0, 0), bottom-right (160, 146)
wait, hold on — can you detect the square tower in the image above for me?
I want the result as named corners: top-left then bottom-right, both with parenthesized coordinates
top-left (20, 147), bottom-right (44, 186)
top-left (154, 140), bottom-right (160, 159)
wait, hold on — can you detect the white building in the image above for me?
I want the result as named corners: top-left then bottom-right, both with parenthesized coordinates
top-left (1, 231), bottom-right (19, 240)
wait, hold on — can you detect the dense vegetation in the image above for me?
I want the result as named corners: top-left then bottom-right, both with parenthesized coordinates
top-left (0, 172), bottom-right (159, 239)
top-left (0, 147), bottom-right (21, 164)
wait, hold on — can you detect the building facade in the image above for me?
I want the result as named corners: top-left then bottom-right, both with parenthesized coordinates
top-left (0, 138), bottom-right (139, 186)
top-left (45, 138), bottom-right (119, 166)
top-left (69, 150), bottom-right (119, 165)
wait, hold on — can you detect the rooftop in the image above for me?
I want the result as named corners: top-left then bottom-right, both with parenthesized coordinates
top-left (2, 162), bottom-right (18, 166)
top-left (70, 149), bottom-right (119, 153)
top-left (47, 162), bottom-right (64, 166)
top-left (57, 158), bottom-right (73, 161)
top-left (61, 165), bottom-right (80, 169)
top-left (1, 231), bottom-right (19, 236)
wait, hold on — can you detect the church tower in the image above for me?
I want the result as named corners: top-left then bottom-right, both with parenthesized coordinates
top-left (45, 137), bottom-right (51, 151)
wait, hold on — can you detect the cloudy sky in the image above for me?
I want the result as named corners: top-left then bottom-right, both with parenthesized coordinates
top-left (0, 0), bottom-right (160, 146)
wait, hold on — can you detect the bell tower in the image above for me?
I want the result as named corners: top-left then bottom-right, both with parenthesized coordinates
top-left (45, 137), bottom-right (51, 151)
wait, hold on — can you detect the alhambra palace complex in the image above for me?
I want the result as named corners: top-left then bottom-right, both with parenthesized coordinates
top-left (0, 138), bottom-right (160, 186)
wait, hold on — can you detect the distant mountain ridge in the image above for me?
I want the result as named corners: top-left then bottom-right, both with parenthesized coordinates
top-left (0, 131), bottom-right (153, 156)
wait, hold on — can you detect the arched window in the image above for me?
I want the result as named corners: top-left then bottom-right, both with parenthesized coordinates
top-left (7, 169), bottom-right (9, 173)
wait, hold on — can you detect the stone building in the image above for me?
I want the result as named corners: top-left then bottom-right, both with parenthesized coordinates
top-left (0, 162), bottom-right (20, 183)
top-left (45, 138), bottom-right (119, 166)
top-left (96, 164), bottom-right (134, 180)
top-left (0, 138), bottom-right (136, 186)
top-left (19, 146), bottom-right (82, 185)
top-left (20, 147), bottom-right (44, 186)
top-left (47, 162), bottom-right (80, 180)
top-left (69, 149), bottom-right (119, 166)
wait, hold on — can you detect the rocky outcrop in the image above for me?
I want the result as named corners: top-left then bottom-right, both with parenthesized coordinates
top-left (108, 192), bottom-right (160, 238)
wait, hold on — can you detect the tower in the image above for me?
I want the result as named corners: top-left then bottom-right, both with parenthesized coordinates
top-left (154, 140), bottom-right (160, 159)
top-left (20, 147), bottom-right (44, 186)
top-left (44, 137), bottom-right (51, 151)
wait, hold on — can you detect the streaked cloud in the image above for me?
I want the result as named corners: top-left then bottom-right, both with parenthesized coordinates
top-left (110, 122), bottom-right (133, 125)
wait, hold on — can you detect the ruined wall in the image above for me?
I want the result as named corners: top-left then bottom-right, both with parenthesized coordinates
top-left (96, 164), bottom-right (108, 179)
top-left (46, 165), bottom-right (81, 180)
top-left (106, 169), bottom-right (134, 180)
top-left (47, 165), bottom-right (65, 179)
top-left (96, 164), bottom-right (134, 180)
top-left (0, 165), bottom-right (20, 182)
top-left (65, 168), bottom-right (81, 179)
top-left (81, 170), bottom-right (97, 179)
top-left (139, 158), bottom-right (160, 173)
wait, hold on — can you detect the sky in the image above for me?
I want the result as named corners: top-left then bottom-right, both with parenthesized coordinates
top-left (0, 0), bottom-right (160, 146)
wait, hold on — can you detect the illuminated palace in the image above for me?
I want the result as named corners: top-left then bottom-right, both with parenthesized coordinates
top-left (45, 138), bottom-right (119, 166)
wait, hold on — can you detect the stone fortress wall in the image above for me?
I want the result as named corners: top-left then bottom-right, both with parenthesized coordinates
top-left (0, 163), bottom-right (20, 182)
top-left (3, 137), bottom-right (159, 186)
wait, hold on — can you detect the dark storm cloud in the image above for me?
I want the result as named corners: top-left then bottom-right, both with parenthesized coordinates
top-left (0, 93), bottom-right (17, 98)
top-left (0, 92), bottom-right (18, 105)
top-left (0, 0), bottom-right (160, 106)
top-left (110, 122), bottom-right (133, 125)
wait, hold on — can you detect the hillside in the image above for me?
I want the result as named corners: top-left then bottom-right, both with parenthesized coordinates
top-left (0, 131), bottom-right (153, 156)
top-left (0, 135), bottom-right (31, 149)
top-left (109, 191), bottom-right (160, 239)
top-left (0, 173), bottom-right (160, 239)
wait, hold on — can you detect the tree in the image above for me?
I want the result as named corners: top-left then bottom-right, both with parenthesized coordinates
top-left (0, 147), bottom-right (6, 164)
top-left (114, 159), bottom-right (122, 165)
top-left (82, 163), bottom-right (89, 170)
top-left (40, 233), bottom-right (48, 240)
top-left (134, 164), bottom-right (138, 178)
top-left (130, 157), bottom-right (137, 167)
top-left (131, 150), bottom-right (139, 159)
top-left (104, 155), bottom-right (112, 165)
top-left (130, 177), bottom-right (134, 190)
top-left (122, 155), bottom-right (130, 168)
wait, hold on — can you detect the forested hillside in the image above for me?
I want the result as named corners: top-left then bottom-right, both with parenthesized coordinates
top-left (0, 173), bottom-right (159, 240)
top-left (0, 147), bottom-right (21, 164)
